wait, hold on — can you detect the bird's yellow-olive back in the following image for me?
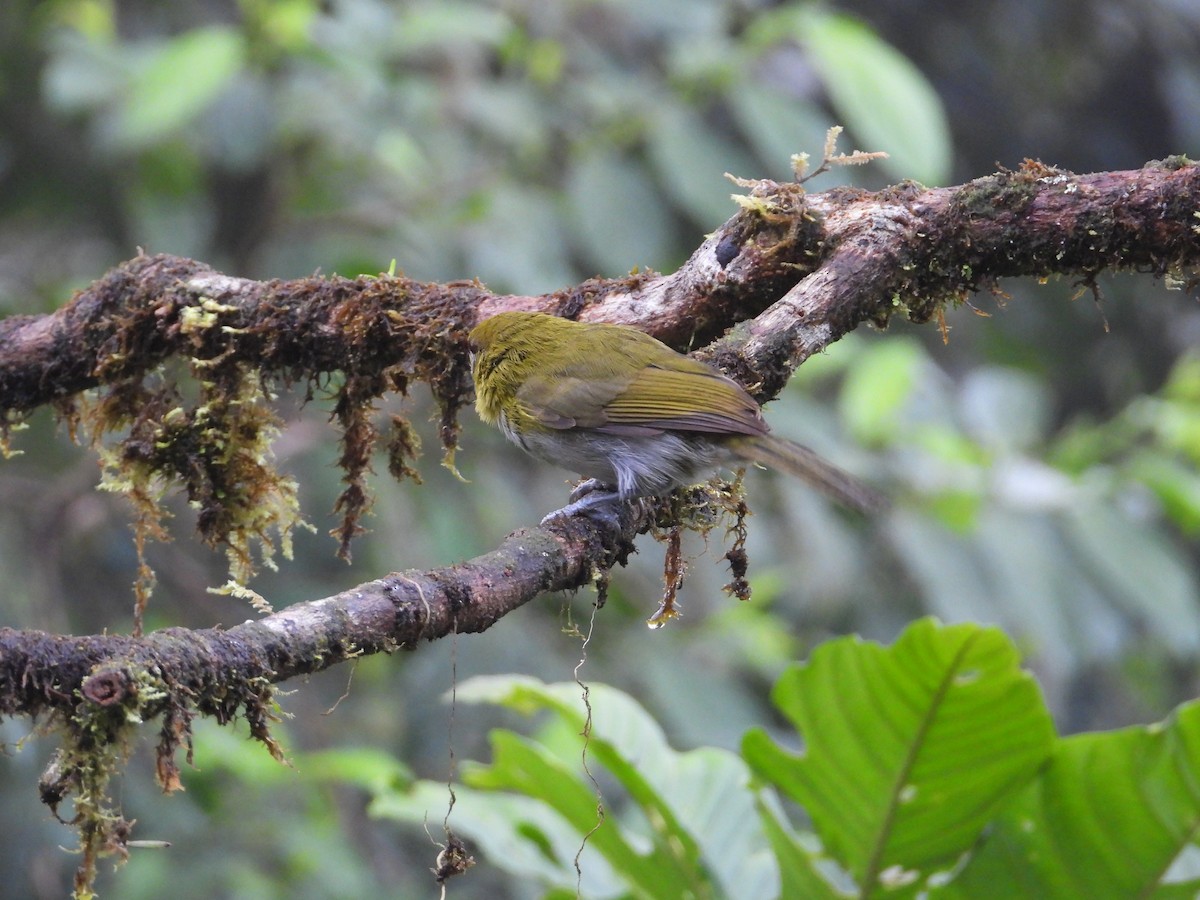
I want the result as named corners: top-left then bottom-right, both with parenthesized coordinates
top-left (469, 312), bottom-right (767, 439)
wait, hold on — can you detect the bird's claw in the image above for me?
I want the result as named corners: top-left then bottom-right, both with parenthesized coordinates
top-left (541, 481), bottom-right (626, 527)
top-left (567, 478), bottom-right (609, 504)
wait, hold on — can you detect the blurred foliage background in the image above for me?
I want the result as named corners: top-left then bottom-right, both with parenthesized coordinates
top-left (1, 0), bottom-right (1199, 896)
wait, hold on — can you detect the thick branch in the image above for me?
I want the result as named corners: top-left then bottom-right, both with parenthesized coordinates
top-left (6, 162), bottom-right (1193, 421)
top-left (0, 508), bottom-right (640, 721)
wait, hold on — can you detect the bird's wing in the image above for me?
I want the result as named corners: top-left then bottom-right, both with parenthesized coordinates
top-left (598, 364), bottom-right (769, 436)
top-left (512, 326), bottom-right (768, 437)
top-left (516, 366), bottom-right (765, 436)
top-left (514, 372), bottom-right (626, 429)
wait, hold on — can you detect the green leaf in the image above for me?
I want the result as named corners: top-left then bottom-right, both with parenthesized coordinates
top-left (296, 746), bottom-right (412, 794)
top-left (1063, 502), bottom-right (1200, 656)
top-left (370, 779), bottom-right (625, 895)
top-left (392, 1), bottom-right (513, 53)
top-left (799, 12), bottom-right (951, 185)
top-left (468, 730), bottom-right (689, 897)
top-left (190, 718), bottom-right (298, 785)
top-left (254, 0), bottom-right (317, 53)
top-left (936, 700), bottom-right (1200, 898)
top-left (468, 681), bottom-right (777, 897)
top-left (452, 676), bottom-right (777, 898)
top-left (743, 618), bottom-right (1054, 894)
top-left (117, 27), bottom-right (245, 148)
top-left (1162, 352), bottom-right (1200, 404)
top-left (1131, 453), bottom-right (1200, 534)
top-left (192, 720), bottom-right (412, 794)
top-left (755, 795), bottom-right (849, 899)
top-left (837, 338), bottom-right (925, 445)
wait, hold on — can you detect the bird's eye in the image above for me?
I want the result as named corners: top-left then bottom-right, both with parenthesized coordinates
top-left (471, 346), bottom-right (506, 382)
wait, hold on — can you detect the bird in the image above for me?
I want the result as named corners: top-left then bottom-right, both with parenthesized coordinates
top-left (468, 311), bottom-right (884, 523)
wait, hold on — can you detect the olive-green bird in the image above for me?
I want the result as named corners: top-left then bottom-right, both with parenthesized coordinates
top-left (469, 312), bottom-right (884, 521)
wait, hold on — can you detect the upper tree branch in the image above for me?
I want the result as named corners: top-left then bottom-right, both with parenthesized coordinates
top-left (0, 509), bottom-right (638, 722)
top-left (7, 161), bottom-right (1195, 421)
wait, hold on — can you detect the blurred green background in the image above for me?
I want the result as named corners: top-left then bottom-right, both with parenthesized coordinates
top-left (2, 0), bottom-right (1199, 896)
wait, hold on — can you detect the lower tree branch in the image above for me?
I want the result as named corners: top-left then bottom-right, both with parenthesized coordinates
top-left (0, 508), bottom-right (642, 722)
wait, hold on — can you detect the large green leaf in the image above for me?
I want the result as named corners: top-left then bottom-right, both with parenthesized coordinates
top-left (743, 618), bottom-right (1054, 894)
top-left (463, 677), bottom-right (776, 898)
top-left (936, 700), bottom-right (1200, 898)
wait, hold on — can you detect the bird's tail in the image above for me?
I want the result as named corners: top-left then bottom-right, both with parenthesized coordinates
top-left (730, 434), bottom-right (887, 514)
